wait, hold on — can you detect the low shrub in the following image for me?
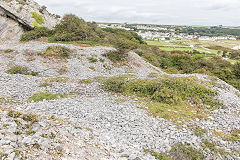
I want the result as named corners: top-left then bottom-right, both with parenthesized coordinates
top-left (170, 143), bottom-right (205, 160)
top-left (102, 50), bottom-right (126, 63)
top-left (40, 46), bottom-right (72, 58)
top-left (4, 49), bottom-right (14, 53)
top-left (145, 143), bottom-right (205, 160)
top-left (20, 27), bottom-right (52, 41)
top-left (45, 77), bottom-right (69, 83)
top-left (7, 66), bottom-right (38, 76)
top-left (141, 50), bottom-right (240, 91)
top-left (102, 75), bottom-right (222, 123)
top-left (87, 57), bottom-right (98, 63)
top-left (102, 76), bottom-right (219, 107)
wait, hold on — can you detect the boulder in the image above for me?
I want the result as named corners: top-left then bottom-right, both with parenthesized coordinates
top-left (0, 0), bottom-right (59, 42)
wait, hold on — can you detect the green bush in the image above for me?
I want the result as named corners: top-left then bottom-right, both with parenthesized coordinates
top-left (102, 50), bottom-right (126, 63)
top-left (20, 27), bottom-right (52, 41)
top-left (145, 143), bottom-right (205, 160)
top-left (40, 46), bottom-right (72, 58)
top-left (53, 14), bottom-right (103, 41)
top-left (102, 76), bottom-right (220, 108)
top-left (20, 14), bottom-right (145, 57)
top-left (170, 143), bottom-right (205, 160)
top-left (87, 57), bottom-right (98, 63)
top-left (7, 66), bottom-right (38, 76)
top-left (141, 50), bottom-right (240, 91)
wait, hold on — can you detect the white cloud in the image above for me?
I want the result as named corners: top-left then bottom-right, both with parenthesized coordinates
top-left (35, 0), bottom-right (240, 26)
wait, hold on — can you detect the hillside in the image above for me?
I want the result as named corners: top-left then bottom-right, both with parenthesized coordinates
top-left (0, 41), bottom-right (240, 159)
top-left (0, 1), bottom-right (240, 160)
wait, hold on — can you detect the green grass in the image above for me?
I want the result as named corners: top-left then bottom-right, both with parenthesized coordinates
top-left (28, 92), bottom-right (67, 102)
top-left (7, 66), bottom-right (39, 76)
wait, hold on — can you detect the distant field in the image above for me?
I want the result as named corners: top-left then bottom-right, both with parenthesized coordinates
top-left (146, 40), bottom-right (177, 47)
top-left (178, 39), bottom-right (240, 49)
top-left (146, 39), bottom-right (239, 63)
top-left (146, 40), bottom-right (219, 54)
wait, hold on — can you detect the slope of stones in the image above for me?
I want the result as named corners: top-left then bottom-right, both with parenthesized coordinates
top-left (0, 41), bottom-right (239, 160)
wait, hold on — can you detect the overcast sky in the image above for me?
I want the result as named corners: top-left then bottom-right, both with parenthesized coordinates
top-left (35, 0), bottom-right (240, 26)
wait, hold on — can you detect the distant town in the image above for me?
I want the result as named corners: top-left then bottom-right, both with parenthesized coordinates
top-left (98, 23), bottom-right (238, 41)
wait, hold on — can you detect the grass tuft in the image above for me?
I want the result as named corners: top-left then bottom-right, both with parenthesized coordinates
top-left (7, 66), bottom-right (39, 76)
top-left (28, 92), bottom-right (67, 102)
top-left (39, 46), bottom-right (72, 58)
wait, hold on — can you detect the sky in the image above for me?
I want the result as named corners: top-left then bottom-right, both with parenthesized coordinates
top-left (35, 0), bottom-right (240, 26)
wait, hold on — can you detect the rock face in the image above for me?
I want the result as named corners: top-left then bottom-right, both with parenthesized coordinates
top-left (0, 0), bottom-right (59, 42)
top-left (0, 14), bottom-right (24, 42)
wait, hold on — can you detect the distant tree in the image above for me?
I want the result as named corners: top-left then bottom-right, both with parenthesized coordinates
top-left (222, 51), bottom-right (227, 58)
top-left (233, 63), bottom-right (240, 78)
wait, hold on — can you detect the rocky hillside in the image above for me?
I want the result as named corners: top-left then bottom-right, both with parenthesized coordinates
top-left (0, 41), bottom-right (239, 160)
top-left (0, 0), bottom-right (58, 42)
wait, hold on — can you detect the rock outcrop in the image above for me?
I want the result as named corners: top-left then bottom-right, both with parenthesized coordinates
top-left (0, 0), bottom-right (59, 42)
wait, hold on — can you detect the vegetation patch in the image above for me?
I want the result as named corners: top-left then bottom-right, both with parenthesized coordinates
top-left (193, 126), bottom-right (208, 137)
top-left (87, 57), bottom-right (98, 63)
top-left (27, 92), bottom-right (67, 102)
top-left (4, 49), bottom-right (14, 53)
top-left (202, 139), bottom-right (230, 157)
top-left (0, 97), bottom-right (19, 105)
top-left (144, 149), bottom-right (170, 160)
top-left (145, 143), bottom-right (205, 160)
top-left (141, 50), bottom-right (240, 91)
top-left (79, 79), bottom-right (93, 84)
top-left (39, 46), bottom-right (72, 58)
top-left (21, 14), bottom-right (145, 56)
top-left (101, 75), bottom-right (222, 123)
top-left (21, 27), bottom-right (51, 41)
top-left (31, 11), bottom-right (45, 27)
top-left (224, 129), bottom-right (240, 144)
top-left (7, 110), bottom-right (39, 124)
top-left (102, 50), bottom-right (126, 63)
top-left (7, 66), bottom-right (39, 76)
top-left (45, 77), bottom-right (69, 83)
top-left (39, 82), bottom-right (53, 87)
top-left (0, 152), bottom-right (8, 159)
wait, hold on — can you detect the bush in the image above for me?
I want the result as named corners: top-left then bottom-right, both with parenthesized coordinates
top-left (170, 143), bottom-right (205, 160)
top-left (102, 50), bottom-right (126, 63)
top-left (102, 76), bottom-right (220, 108)
top-left (141, 50), bottom-right (240, 91)
top-left (28, 92), bottom-right (67, 102)
top-left (40, 46), bottom-right (72, 58)
top-left (233, 63), bottom-right (240, 78)
top-left (7, 66), bottom-right (38, 76)
top-left (145, 143), bottom-right (205, 160)
top-left (20, 27), bottom-right (52, 41)
top-left (53, 14), bottom-right (103, 41)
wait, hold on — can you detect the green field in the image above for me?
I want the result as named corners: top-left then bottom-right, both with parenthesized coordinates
top-left (146, 40), bottom-right (219, 54)
top-left (146, 39), bottom-right (239, 63)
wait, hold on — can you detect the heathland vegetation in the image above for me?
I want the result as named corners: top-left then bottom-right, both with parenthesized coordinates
top-left (21, 14), bottom-right (240, 91)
